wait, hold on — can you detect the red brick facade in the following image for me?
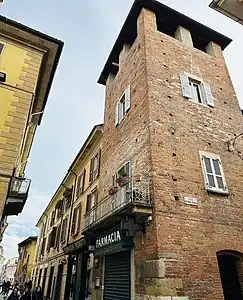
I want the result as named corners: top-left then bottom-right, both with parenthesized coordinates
top-left (98, 5), bottom-right (243, 300)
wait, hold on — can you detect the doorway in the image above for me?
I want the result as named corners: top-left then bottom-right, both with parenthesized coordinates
top-left (42, 268), bottom-right (48, 296)
top-left (46, 266), bottom-right (54, 299)
top-left (54, 264), bottom-right (63, 300)
top-left (104, 250), bottom-right (131, 300)
top-left (217, 252), bottom-right (243, 300)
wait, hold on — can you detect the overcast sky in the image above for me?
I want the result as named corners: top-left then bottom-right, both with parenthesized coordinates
top-left (1, 0), bottom-right (242, 260)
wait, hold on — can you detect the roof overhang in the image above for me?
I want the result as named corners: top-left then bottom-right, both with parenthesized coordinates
top-left (18, 236), bottom-right (38, 248)
top-left (209, 0), bottom-right (243, 24)
top-left (0, 15), bottom-right (64, 125)
top-left (98, 0), bottom-right (232, 85)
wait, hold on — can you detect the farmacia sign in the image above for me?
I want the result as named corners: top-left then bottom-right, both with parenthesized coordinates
top-left (96, 230), bottom-right (121, 249)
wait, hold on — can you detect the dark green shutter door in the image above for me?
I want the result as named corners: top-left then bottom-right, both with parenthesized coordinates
top-left (104, 251), bottom-right (131, 300)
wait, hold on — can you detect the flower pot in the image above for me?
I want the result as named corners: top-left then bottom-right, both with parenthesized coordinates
top-left (117, 176), bottom-right (130, 187)
top-left (108, 187), bottom-right (118, 195)
top-left (134, 175), bottom-right (141, 182)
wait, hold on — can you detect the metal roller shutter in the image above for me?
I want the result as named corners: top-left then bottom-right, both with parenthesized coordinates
top-left (104, 250), bottom-right (131, 300)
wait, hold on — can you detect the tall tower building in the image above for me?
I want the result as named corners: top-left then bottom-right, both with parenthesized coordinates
top-left (81, 1), bottom-right (243, 300)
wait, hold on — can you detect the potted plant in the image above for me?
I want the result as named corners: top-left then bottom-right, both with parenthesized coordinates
top-left (116, 175), bottom-right (130, 187)
top-left (108, 186), bottom-right (118, 195)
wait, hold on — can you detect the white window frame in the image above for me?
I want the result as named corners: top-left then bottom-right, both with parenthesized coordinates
top-left (180, 72), bottom-right (214, 107)
top-left (199, 151), bottom-right (228, 194)
top-left (115, 85), bottom-right (131, 126)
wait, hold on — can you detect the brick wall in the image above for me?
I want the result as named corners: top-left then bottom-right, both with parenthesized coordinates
top-left (99, 7), bottom-right (243, 300)
top-left (135, 8), bottom-right (243, 300)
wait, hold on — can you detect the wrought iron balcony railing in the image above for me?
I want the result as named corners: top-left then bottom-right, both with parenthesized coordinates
top-left (83, 177), bottom-right (151, 231)
top-left (4, 177), bottom-right (31, 216)
top-left (8, 177), bottom-right (31, 200)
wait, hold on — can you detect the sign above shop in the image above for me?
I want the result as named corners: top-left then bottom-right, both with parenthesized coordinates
top-left (96, 229), bottom-right (122, 249)
top-left (63, 237), bottom-right (87, 254)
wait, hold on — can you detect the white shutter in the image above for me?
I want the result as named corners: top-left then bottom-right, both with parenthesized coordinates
top-left (115, 102), bottom-right (119, 126)
top-left (203, 82), bottom-right (214, 107)
top-left (125, 85), bottom-right (131, 112)
top-left (179, 72), bottom-right (191, 98)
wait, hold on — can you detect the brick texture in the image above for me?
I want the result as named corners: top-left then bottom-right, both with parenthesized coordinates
top-left (98, 8), bottom-right (243, 300)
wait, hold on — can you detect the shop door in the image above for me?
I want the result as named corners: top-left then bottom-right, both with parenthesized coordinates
top-left (104, 251), bottom-right (130, 300)
top-left (54, 264), bottom-right (63, 300)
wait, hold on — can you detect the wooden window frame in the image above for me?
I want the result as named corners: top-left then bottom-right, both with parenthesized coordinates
top-left (180, 72), bottom-right (214, 107)
top-left (199, 151), bottom-right (228, 194)
top-left (89, 150), bottom-right (101, 184)
top-left (86, 189), bottom-right (98, 214)
top-left (115, 85), bottom-right (131, 126)
top-left (76, 170), bottom-right (86, 198)
top-left (60, 217), bottom-right (68, 244)
top-left (71, 205), bottom-right (82, 236)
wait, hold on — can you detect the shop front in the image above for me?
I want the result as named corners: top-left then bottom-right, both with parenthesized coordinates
top-left (63, 238), bottom-right (93, 300)
top-left (83, 222), bottom-right (136, 300)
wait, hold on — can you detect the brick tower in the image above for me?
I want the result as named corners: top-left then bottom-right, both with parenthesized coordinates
top-left (83, 1), bottom-right (243, 300)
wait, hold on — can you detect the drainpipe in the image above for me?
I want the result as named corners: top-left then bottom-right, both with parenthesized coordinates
top-left (66, 169), bottom-right (78, 246)
top-left (63, 169), bottom-right (77, 300)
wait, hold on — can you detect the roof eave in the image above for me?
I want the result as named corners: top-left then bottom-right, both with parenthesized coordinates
top-left (98, 0), bottom-right (232, 85)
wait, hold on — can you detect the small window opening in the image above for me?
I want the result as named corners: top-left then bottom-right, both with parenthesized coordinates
top-left (189, 79), bottom-right (203, 104)
top-left (217, 252), bottom-right (243, 300)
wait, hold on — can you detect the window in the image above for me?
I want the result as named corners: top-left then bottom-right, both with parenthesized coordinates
top-left (60, 217), bottom-right (68, 243)
top-left (180, 72), bottom-right (214, 107)
top-left (55, 224), bottom-right (61, 250)
top-left (0, 43), bottom-right (4, 55)
top-left (76, 170), bottom-right (86, 198)
top-left (115, 85), bottom-right (131, 126)
top-left (86, 189), bottom-right (98, 214)
top-left (40, 238), bottom-right (46, 256)
top-left (189, 80), bottom-right (203, 103)
top-left (89, 150), bottom-right (101, 183)
top-left (63, 188), bottom-right (73, 211)
top-left (117, 162), bottom-right (131, 180)
top-left (200, 151), bottom-right (228, 194)
top-left (50, 210), bottom-right (56, 227)
top-left (50, 227), bottom-right (57, 248)
top-left (56, 200), bottom-right (64, 219)
top-left (71, 205), bottom-right (81, 236)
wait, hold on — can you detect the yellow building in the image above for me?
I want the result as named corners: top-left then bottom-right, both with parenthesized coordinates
top-left (33, 125), bottom-right (103, 300)
top-left (15, 236), bottom-right (37, 286)
top-left (0, 16), bottom-right (63, 240)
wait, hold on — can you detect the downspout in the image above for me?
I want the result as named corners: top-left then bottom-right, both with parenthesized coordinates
top-left (64, 169), bottom-right (78, 300)
top-left (66, 169), bottom-right (78, 246)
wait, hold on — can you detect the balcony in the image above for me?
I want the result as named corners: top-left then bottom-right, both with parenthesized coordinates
top-left (3, 177), bottom-right (31, 216)
top-left (83, 177), bottom-right (152, 233)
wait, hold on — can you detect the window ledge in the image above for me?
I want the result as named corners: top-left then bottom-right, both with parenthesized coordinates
top-left (206, 188), bottom-right (230, 196)
top-left (188, 98), bottom-right (211, 109)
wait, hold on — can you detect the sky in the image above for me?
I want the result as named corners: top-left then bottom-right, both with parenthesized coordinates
top-left (1, 0), bottom-right (243, 260)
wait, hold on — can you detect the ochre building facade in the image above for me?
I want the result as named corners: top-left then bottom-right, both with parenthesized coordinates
top-left (0, 16), bottom-right (63, 240)
top-left (15, 236), bottom-right (37, 287)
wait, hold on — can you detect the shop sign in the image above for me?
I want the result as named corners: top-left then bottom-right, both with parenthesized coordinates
top-left (96, 230), bottom-right (121, 249)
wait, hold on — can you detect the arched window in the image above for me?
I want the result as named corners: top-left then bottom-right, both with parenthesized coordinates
top-left (217, 251), bottom-right (243, 300)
